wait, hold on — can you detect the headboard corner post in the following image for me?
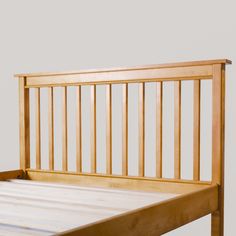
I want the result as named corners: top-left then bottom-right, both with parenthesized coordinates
top-left (19, 76), bottom-right (30, 170)
top-left (211, 63), bottom-right (226, 236)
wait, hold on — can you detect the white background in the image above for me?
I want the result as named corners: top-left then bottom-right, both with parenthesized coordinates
top-left (0, 1), bottom-right (235, 235)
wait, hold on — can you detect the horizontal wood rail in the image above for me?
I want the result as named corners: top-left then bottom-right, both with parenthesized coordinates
top-left (59, 185), bottom-right (218, 236)
top-left (15, 59), bottom-right (231, 88)
top-left (0, 170), bottom-right (24, 180)
top-left (25, 169), bottom-right (211, 194)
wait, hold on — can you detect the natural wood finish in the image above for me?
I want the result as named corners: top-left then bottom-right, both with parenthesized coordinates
top-left (211, 64), bottom-right (225, 236)
top-left (15, 59), bottom-right (231, 236)
top-left (174, 81), bottom-right (181, 179)
top-left (76, 86), bottom-right (82, 172)
top-left (16, 59), bottom-right (231, 78)
top-left (25, 169), bottom-right (211, 194)
top-left (0, 169), bottom-right (24, 180)
top-left (59, 185), bottom-right (218, 236)
top-left (122, 84), bottom-right (128, 176)
top-left (156, 82), bottom-right (163, 178)
top-left (48, 87), bottom-right (54, 170)
top-left (139, 83), bottom-right (145, 177)
top-left (62, 87), bottom-right (68, 171)
top-left (23, 65), bottom-right (214, 87)
top-left (35, 88), bottom-right (41, 169)
top-left (193, 80), bottom-right (201, 180)
top-left (19, 77), bottom-right (30, 170)
top-left (91, 85), bottom-right (97, 173)
top-left (0, 179), bottom-right (179, 234)
top-left (106, 84), bottom-right (112, 174)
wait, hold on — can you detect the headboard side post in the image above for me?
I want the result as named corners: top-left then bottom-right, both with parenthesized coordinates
top-left (19, 77), bottom-right (30, 170)
top-left (211, 64), bottom-right (225, 236)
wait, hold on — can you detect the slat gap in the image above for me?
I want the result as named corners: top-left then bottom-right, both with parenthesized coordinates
top-left (139, 83), bottom-right (145, 177)
top-left (91, 85), bottom-right (97, 173)
top-left (122, 84), bottom-right (128, 176)
top-left (156, 82), bottom-right (163, 178)
top-left (35, 88), bottom-right (41, 169)
top-left (106, 84), bottom-right (112, 174)
top-left (62, 87), bottom-right (68, 171)
top-left (76, 86), bottom-right (82, 172)
top-left (48, 87), bottom-right (54, 170)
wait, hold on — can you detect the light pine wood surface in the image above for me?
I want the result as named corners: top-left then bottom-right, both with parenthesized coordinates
top-left (13, 59), bottom-right (231, 235)
top-left (0, 179), bottom-right (178, 235)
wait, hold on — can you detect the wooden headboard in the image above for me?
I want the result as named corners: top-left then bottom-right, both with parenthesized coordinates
top-left (15, 59), bottom-right (231, 187)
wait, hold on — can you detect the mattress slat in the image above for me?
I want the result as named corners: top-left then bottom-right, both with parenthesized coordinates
top-left (0, 179), bottom-right (178, 236)
top-left (0, 222), bottom-right (53, 236)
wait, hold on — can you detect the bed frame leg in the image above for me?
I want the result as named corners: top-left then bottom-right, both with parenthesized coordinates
top-left (211, 210), bottom-right (224, 236)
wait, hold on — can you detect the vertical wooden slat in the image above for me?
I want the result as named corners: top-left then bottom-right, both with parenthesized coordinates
top-left (91, 85), bottom-right (97, 173)
top-left (76, 86), bottom-right (82, 172)
top-left (174, 81), bottom-right (181, 179)
top-left (48, 87), bottom-right (54, 171)
top-left (35, 88), bottom-right (41, 169)
top-left (211, 64), bottom-right (225, 236)
top-left (62, 87), bottom-right (68, 171)
top-left (193, 80), bottom-right (201, 180)
top-left (19, 77), bottom-right (30, 170)
top-left (106, 84), bottom-right (112, 174)
top-left (139, 82), bottom-right (145, 177)
top-left (156, 82), bottom-right (163, 178)
top-left (122, 84), bottom-right (128, 176)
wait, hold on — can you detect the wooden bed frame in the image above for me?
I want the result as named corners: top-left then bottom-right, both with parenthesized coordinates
top-left (1, 59), bottom-right (231, 235)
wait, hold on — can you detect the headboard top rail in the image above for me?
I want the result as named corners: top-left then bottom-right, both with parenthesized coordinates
top-left (14, 59), bottom-right (231, 88)
top-left (15, 59), bottom-right (231, 78)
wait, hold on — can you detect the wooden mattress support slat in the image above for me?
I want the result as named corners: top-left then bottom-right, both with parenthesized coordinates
top-left (0, 222), bottom-right (54, 236)
top-left (0, 179), bottom-right (178, 235)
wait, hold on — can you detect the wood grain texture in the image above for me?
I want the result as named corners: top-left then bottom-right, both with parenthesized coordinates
top-left (211, 64), bottom-right (225, 236)
top-left (14, 59), bottom-right (231, 236)
top-left (156, 82), bottom-right (163, 178)
top-left (122, 84), bottom-right (128, 176)
top-left (0, 170), bottom-right (24, 180)
top-left (174, 81), bottom-right (181, 179)
top-left (23, 65), bottom-right (214, 87)
top-left (139, 83), bottom-right (145, 177)
top-left (91, 85), bottom-right (97, 173)
top-left (193, 80), bottom-right (201, 181)
top-left (0, 179), bottom-right (177, 235)
top-left (106, 84), bottom-right (112, 174)
top-left (58, 185), bottom-right (218, 236)
top-left (26, 169), bottom-right (211, 194)
top-left (35, 88), bottom-right (41, 169)
top-left (19, 77), bottom-right (30, 170)
top-left (48, 87), bottom-right (54, 171)
top-left (62, 87), bottom-right (68, 171)
top-left (76, 86), bottom-right (82, 172)
top-left (16, 59), bottom-right (231, 78)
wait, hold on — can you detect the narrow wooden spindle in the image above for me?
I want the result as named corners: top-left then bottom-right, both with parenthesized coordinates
top-left (76, 86), bottom-right (82, 172)
top-left (174, 81), bottom-right (181, 179)
top-left (156, 82), bottom-right (163, 178)
top-left (91, 85), bottom-right (97, 173)
top-left (193, 80), bottom-right (201, 180)
top-left (139, 83), bottom-right (145, 177)
top-left (106, 84), bottom-right (112, 174)
top-left (122, 84), bottom-right (128, 176)
top-left (62, 87), bottom-right (68, 171)
top-left (35, 88), bottom-right (41, 169)
top-left (48, 87), bottom-right (54, 171)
